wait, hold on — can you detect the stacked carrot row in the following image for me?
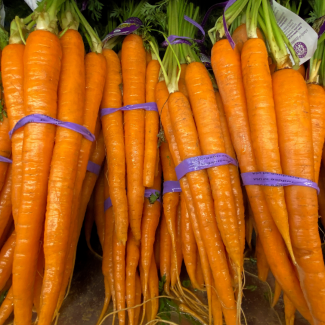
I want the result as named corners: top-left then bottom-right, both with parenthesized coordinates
top-left (0, 0), bottom-right (323, 324)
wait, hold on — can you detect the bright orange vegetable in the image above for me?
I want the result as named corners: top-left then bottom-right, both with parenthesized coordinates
top-left (160, 213), bottom-right (171, 294)
top-left (94, 168), bottom-right (105, 249)
top-left (232, 24), bottom-right (264, 53)
top-left (255, 234), bottom-right (269, 282)
top-left (0, 231), bottom-right (15, 291)
top-left (171, 200), bottom-right (182, 288)
top-left (0, 286), bottom-right (13, 325)
top-left (0, 166), bottom-right (12, 240)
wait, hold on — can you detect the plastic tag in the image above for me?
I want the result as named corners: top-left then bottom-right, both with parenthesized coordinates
top-left (144, 189), bottom-right (161, 203)
top-left (0, 156), bottom-right (12, 164)
top-left (87, 161), bottom-right (101, 175)
top-left (101, 102), bottom-right (158, 118)
top-left (175, 153), bottom-right (238, 180)
top-left (271, 0), bottom-right (318, 65)
top-left (163, 181), bottom-right (182, 195)
top-left (241, 171), bottom-right (320, 194)
top-left (104, 197), bottom-right (112, 212)
top-left (102, 17), bottom-right (143, 44)
top-left (9, 114), bottom-right (95, 142)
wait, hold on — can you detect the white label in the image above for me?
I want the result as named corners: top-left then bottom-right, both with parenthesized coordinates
top-left (24, 0), bottom-right (38, 11)
top-left (271, 0), bottom-right (318, 65)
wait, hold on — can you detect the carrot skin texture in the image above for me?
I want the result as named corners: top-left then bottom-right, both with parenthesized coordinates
top-left (33, 247), bottom-right (45, 315)
top-left (195, 254), bottom-right (204, 289)
top-left (1, 44), bottom-right (25, 224)
top-left (0, 232), bottom-right (15, 291)
top-left (211, 280), bottom-right (223, 325)
top-left (94, 169), bottom-right (105, 249)
top-left (318, 164), bottom-right (325, 228)
top-left (84, 194), bottom-right (95, 255)
top-left (272, 280), bottom-right (282, 307)
top-left (160, 213), bottom-right (171, 294)
top-left (284, 293), bottom-right (296, 325)
top-left (171, 201), bottom-right (182, 287)
top-left (308, 84), bottom-right (325, 183)
top-left (168, 91), bottom-right (237, 325)
top-left (273, 68), bottom-right (325, 323)
top-left (0, 117), bottom-right (11, 193)
top-left (0, 286), bottom-right (13, 325)
top-left (215, 91), bottom-right (245, 256)
top-left (255, 234), bottom-right (269, 282)
top-left (232, 24), bottom-right (264, 54)
top-left (38, 30), bottom-right (85, 325)
top-left (134, 271), bottom-right (142, 325)
top-left (0, 166), bottom-right (12, 240)
top-left (185, 62), bottom-right (241, 270)
top-left (178, 64), bottom-right (189, 99)
top-left (126, 229), bottom-right (140, 325)
top-left (122, 34), bottom-right (146, 240)
top-left (13, 30), bottom-right (62, 325)
top-left (212, 39), bottom-right (312, 323)
top-left (144, 60), bottom-right (160, 187)
top-left (113, 230), bottom-right (126, 325)
top-left (148, 255), bottom-right (159, 321)
top-left (241, 38), bottom-right (294, 263)
top-left (101, 49), bottom-right (128, 245)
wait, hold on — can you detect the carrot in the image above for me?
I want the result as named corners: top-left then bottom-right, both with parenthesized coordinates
top-left (0, 286), bottom-right (13, 325)
top-left (0, 116), bottom-right (11, 193)
top-left (13, 26), bottom-right (62, 324)
top-left (211, 281), bottom-right (223, 325)
top-left (180, 192), bottom-right (198, 289)
top-left (171, 200), bottom-right (182, 288)
top-left (134, 271), bottom-right (142, 325)
top-left (84, 194), bottom-right (97, 257)
top-left (101, 48), bottom-right (128, 245)
top-left (38, 27), bottom-right (85, 325)
top-left (178, 64), bottom-right (189, 99)
top-left (0, 218), bottom-right (13, 252)
top-left (212, 39), bottom-right (312, 323)
top-left (273, 68), bottom-right (325, 323)
top-left (283, 293), bottom-right (296, 325)
top-left (94, 168), bottom-right (105, 249)
top-left (232, 23), bottom-right (264, 53)
top-left (185, 62), bottom-right (242, 272)
top-left (156, 81), bottom-right (212, 316)
top-left (168, 91), bottom-right (237, 324)
top-left (33, 246), bottom-right (45, 316)
top-left (215, 91), bottom-right (246, 259)
top-left (143, 59), bottom-right (160, 187)
top-left (146, 51), bottom-right (152, 66)
top-left (271, 280), bottom-right (282, 308)
top-left (318, 164), bottom-right (325, 229)
top-left (245, 201), bottom-right (254, 249)
top-left (122, 34), bottom-right (146, 240)
top-left (160, 213), bottom-right (171, 294)
top-left (195, 255), bottom-right (204, 290)
top-left (126, 229), bottom-right (140, 325)
top-left (113, 228), bottom-right (126, 325)
top-left (0, 231), bottom-right (15, 291)
top-left (140, 164), bottom-right (162, 306)
top-left (255, 234), bottom-right (269, 282)
top-left (97, 168), bottom-right (114, 325)
top-left (308, 83), bottom-right (325, 183)
top-left (241, 37), bottom-right (295, 263)
top-left (154, 224), bottom-right (160, 270)
top-left (0, 166), bottom-right (12, 240)
top-left (298, 65), bottom-right (306, 79)
top-left (147, 254), bottom-right (159, 322)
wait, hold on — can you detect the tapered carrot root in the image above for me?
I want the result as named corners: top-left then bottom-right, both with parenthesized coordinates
top-left (196, 255), bottom-right (204, 290)
top-left (212, 39), bottom-right (312, 323)
top-left (147, 255), bottom-right (159, 322)
top-left (122, 34), bottom-right (146, 241)
top-left (0, 286), bottom-right (13, 325)
top-left (273, 68), bottom-right (325, 323)
top-left (255, 235), bottom-right (269, 282)
top-left (211, 281), bottom-right (223, 325)
top-left (33, 246), bottom-right (45, 315)
top-left (160, 213), bottom-right (171, 295)
top-left (94, 169), bottom-right (105, 249)
top-left (245, 201), bottom-right (254, 249)
top-left (171, 201), bottom-right (182, 288)
top-left (272, 280), bottom-right (282, 308)
top-left (0, 116), bottom-right (11, 193)
top-left (134, 271), bottom-right (142, 325)
top-left (84, 194), bottom-right (99, 258)
top-left (101, 49), bottom-right (128, 245)
top-left (0, 231), bottom-right (15, 292)
top-left (154, 225), bottom-right (160, 270)
top-left (283, 293), bottom-right (296, 325)
top-left (0, 166), bottom-right (12, 240)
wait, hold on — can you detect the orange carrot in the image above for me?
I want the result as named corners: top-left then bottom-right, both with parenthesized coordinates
top-left (113, 229), bottom-right (126, 325)
top-left (1, 42), bottom-right (24, 224)
top-left (232, 23), bottom-right (264, 53)
top-left (122, 34), bottom-right (146, 240)
top-left (212, 39), bottom-right (312, 322)
top-left (318, 164), bottom-right (325, 229)
top-left (0, 286), bottom-right (13, 325)
top-left (0, 116), bottom-right (11, 193)
top-left (13, 29), bottom-right (62, 324)
top-left (273, 68), bottom-right (325, 323)
top-left (146, 51), bottom-right (152, 66)
top-left (84, 194), bottom-right (96, 257)
top-left (0, 166), bottom-right (12, 240)
top-left (0, 231), bottom-right (15, 291)
top-left (147, 255), bottom-right (159, 322)
top-left (134, 271), bottom-right (142, 325)
top-left (255, 234), bottom-right (269, 282)
top-left (33, 246), bottom-right (45, 316)
top-left (245, 201), bottom-right (254, 249)
top-left (272, 280), bottom-right (282, 308)
top-left (154, 224), bottom-right (160, 270)
top-left (94, 168), bottom-right (105, 249)
top-left (39, 28), bottom-right (86, 325)
top-left (211, 280), bottom-right (223, 325)
top-left (196, 255), bottom-right (204, 290)
top-left (143, 60), bottom-right (160, 187)
top-left (126, 229), bottom-right (140, 325)
top-left (101, 49), bottom-right (128, 245)
top-left (171, 200), bottom-right (182, 288)
top-left (160, 213), bottom-right (171, 294)
top-left (241, 37), bottom-right (295, 263)
top-left (283, 293), bottom-right (296, 325)
top-left (178, 64), bottom-right (189, 99)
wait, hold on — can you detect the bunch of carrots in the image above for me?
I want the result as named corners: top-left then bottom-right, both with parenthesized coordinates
top-left (0, 0), bottom-right (323, 324)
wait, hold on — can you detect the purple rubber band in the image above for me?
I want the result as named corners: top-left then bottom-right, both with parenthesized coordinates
top-left (0, 156), bottom-right (12, 164)
top-left (87, 161), bottom-right (101, 175)
top-left (102, 17), bottom-right (143, 44)
top-left (161, 35), bottom-right (203, 47)
top-left (175, 153), bottom-right (238, 180)
top-left (200, 2), bottom-right (228, 33)
top-left (319, 20), bottom-right (325, 38)
top-left (144, 189), bottom-right (161, 203)
top-left (81, 0), bottom-right (88, 11)
top-left (184, 15), bottom-right (205, 36)
top-left (223, 0), bottom-right (237, 49)
top-left (100, 102), bottom-right (158, 118)
top-left (104, 197), bottom-right (112, 212)
top-left (163, 181), bottom-right (182, 195)
top-left (241, 172), bottom-right (320, 194)
top-left (9, 114), bottom-right (95, 142)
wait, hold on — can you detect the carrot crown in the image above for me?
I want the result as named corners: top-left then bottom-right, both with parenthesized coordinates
top-left (59, 1), bottom-right (79, 31)
top-left (246, 0), bottom-right (262, 39)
